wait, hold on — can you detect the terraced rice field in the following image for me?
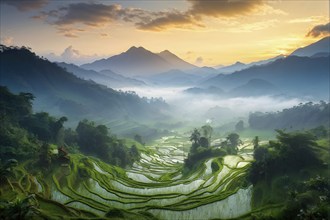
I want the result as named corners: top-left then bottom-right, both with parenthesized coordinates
top-left (20, 136), bottom-right (255, 219)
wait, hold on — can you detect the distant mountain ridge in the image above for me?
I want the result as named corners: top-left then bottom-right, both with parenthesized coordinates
top-left (291, 36), bottom-right (330, 57)
top-left (202, 55), bottom-right (329, 100)
top-left (142, 69), bottom-right (201, 87)
top-left (57, 62), bottom-right (146, 88)
top-left (217, 55), bottom-right (285, 74)
top-left (81, 46), bottom-right (196, 76)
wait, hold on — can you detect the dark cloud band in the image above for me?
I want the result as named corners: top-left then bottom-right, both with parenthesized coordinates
top-left (187, 0), bottom-right (264, 17)
top-left (1, 0), bottom-right (48, 11)
top-left (307, 23), bottom-right (330, 37)
top-left (33, 0), bottom-right (267, 35)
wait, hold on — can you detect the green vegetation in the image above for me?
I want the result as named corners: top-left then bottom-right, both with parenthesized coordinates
top-left (1, 86), bottom-right (329, 219)
top-left (184, 126), bottom-right (246, 177)
top-left (249, 101), bottom-right (329, 130)
top-left (247, 129), bottom-right (330, 219)
top-left (76, 119), bottom-right (140, 167)
top-left (0, 87), bottom-right (148, 219)
top-left (0, 86), bottom-right (141, 167)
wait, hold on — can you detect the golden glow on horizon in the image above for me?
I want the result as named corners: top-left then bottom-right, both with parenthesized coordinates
top-left (0, 0), bottom-right (329, 66)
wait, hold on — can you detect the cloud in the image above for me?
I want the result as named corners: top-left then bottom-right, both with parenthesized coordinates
top-left (135, 0), bottom-right (267, 31)
top-left (45, 46), bottom-right (104, 65)
top-left (57, 27), bottom-right (84, 38)
top-left (224, 19), bottom-right (279, 33)
top-left (136, 11), bottom-right (203, 31)
top-left (100, 33), bottom-right (109, 38)
top-left (35, 0), bottom-right (279, 34)
top-left (54, 3), bottom-right (122, 26)
top-left (61, 46), bottom-right (80, 60)
top-left (38, 3), bottom-right (132, 37)
top-left (187, 0), bottom-right (264, 17)
top-left (195, 56), bottom-right (203, 65)
top-left (1, 0), bottom-right (48, 11)
top-left (288, 16), bottom-right (327, 24)
top-left (119, 87), bottom-right (304, 123)
top-left (306, 23), bottom-right (330, 37)
top-left (0, 36), bottom-right (14, 45)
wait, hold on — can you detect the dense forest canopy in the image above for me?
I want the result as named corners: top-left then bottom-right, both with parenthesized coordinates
top-left (249, 101), bottom-right (329, 130)
top-left (0, 86), bottom-right (141, 167)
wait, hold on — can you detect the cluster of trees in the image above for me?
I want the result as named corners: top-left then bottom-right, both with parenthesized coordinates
top-left (189, 125), bottom-right (213, 153)
top-left (249, 101), bottom-right (330, 130)
top-left (248, 129), bottom-right (329, 219)
top-left (220, 133), bottom-right (243, 155)
top-left (0, 86), bottom-right (39, 159)
top-left (76, 120), bottom-right (140, 167)
top-left (184, 125), bottom-right (243, 170)
top-left (249, 130), bottom-right (322, 184)
top-left (0, 86), bottom-right (140, 169)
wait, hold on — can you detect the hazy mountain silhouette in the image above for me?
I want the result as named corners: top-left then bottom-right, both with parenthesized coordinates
top-left (228, 79), bottom-right (279, 97)
top-left (57, 62), bottom-right (145, 88)
top-left (142, 69), bottom-right (201, 86)
top-left (203, 55), bottom-right (329, 99)
top-left (81, 46), bottom-right (195, 76)
top-left (217, 55), bottom-right (285, 74)
top-left (157, 50), bottom-right (196, 70)
top-left (291, 36), bottom-right (330, 57)
top-left (217, 61), bottom-right (247, 74)
top-left (311, 52), bottom-right (330, 58)
top-left (99, 69), bottom-right (146, 87)
top-left (0, 45), bottom-right (166, 120)
top-left (184, 79), bottom-right (278, 98)
top-left (184, 86), bottom-right (225, 96)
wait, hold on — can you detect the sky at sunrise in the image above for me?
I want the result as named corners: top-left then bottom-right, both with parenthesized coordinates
top-left (0, 0), bottom-right (329, 66)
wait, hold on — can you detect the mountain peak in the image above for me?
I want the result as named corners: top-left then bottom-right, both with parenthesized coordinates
top-left (235, 61), bottom-right (245, 65)
top-left (159, 50), bottom-right (173, 55)
top-left (126, 46), bottom-right (148, 53)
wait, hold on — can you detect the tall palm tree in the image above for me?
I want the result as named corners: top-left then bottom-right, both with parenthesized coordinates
top-left (190, 129), bottom-right (201, 144)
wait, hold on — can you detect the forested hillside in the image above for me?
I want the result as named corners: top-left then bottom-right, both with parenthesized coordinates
top-left (249, 102), bottom-right (329, 130)
top-left (0, 45), bottom-right (167, 121)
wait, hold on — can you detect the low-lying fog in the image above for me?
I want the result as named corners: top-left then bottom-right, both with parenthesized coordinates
top-left (118, 86), bottom-right (304, 124)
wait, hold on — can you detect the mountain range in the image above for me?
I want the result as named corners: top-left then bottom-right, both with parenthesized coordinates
top-left (216, 55), bottom-right (285, 74)
top-left (57, 62), bottom-right (146, 88)
top-left (291, 36), bottom-right (330, 57)
top-left (1, 35), bottom-right (328, 120)
top-left (0, 45), bottom-right (166, 121)
top-left (180, 36), bottom-right (329, 99)
top-left (201, 55), bottom-right (329, 99)
top-left (81, 46), bottom-right (196, 76)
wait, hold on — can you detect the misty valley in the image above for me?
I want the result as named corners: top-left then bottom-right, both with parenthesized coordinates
top-left (0, 36), bottom-right (329, 220)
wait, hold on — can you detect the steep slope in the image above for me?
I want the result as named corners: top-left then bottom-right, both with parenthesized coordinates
top-left (81, 46), bottom-right (171, 76)
top-left (291, 36), bottom-right (330, 57)
top-left (57, 62), bottom-right (145, 88)
top-left (202, 56), bottom-right (329, 99)
top-left (157, 50), bottom-right (196, 70)
top-left (0, 45), bottom-right (166, 120)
